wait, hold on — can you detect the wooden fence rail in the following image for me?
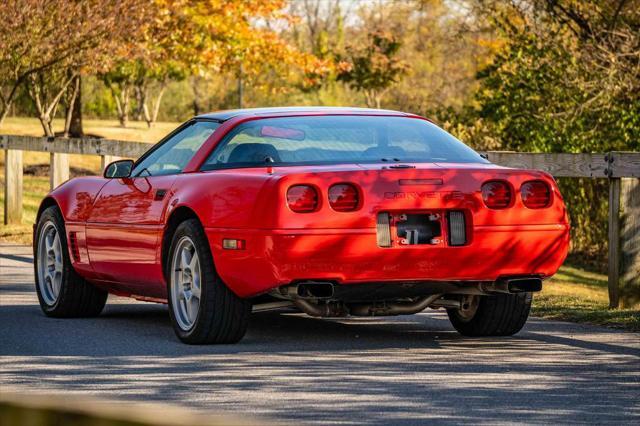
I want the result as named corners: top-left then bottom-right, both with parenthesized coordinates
top-left (1, 134), bottom-right (639, 307)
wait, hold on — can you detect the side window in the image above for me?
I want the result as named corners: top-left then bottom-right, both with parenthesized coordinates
top-left (132, 121), bottom-right (219, 177)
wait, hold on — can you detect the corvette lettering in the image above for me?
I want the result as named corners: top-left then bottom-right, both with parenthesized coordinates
top-left (384, 191), bottom-right (439, 199)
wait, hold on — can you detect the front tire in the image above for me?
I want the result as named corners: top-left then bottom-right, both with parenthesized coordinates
top-left (167, 219), bottom-right (251, 344)
top-left (447, 293), bottom-right (532, 336)
top-left (34, 206), bottom-right (107, 317)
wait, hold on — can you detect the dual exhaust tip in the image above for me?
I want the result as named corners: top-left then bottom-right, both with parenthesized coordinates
top-left (490, 277), bottom-right (543, 294)
top-left (293, 276), bottom-right (543, 301)
top-left (286, 277), bottom-right (542, 318)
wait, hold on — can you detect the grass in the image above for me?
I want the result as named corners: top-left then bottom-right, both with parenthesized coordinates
top-left (534, 265), bottom-right (639, 331)
top-left (1, 116), bottom-right (180, 141)
top-left (1, 117), bottom-right (638, 332)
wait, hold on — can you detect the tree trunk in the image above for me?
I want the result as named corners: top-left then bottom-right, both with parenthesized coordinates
top-left (191, 76), bottom-right (202, 116)
top-left (134, 84), bottom-right (146, 121)
top-left (152, 85), bottom-right (166, 124)
top-left (27, 72), bottom-right (76, 138)
top-left (0, 105), bottom-right (10, 127)
top-left (0, 82), bottom-right (21, 128)
top-left (363, 90), bottom-right (375, 108)
top-left (144, 84), bottom-right (166, 128)
top-left (119, 90), bottom-right (129, 128)
top-left (40, 116), bottom-right (55, 138)
top-left (63, 75), bottom-right (80, 137)
top-left (111, 84), bottom-right (131, 128)
top-left (69, 75), bottom-right (84, 137)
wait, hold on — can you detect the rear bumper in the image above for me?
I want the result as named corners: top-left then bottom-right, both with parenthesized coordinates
top-left (206, 223), bottom-right (569, 298)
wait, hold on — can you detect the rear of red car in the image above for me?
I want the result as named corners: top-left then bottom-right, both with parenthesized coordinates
top-left (191, 111), bottom-right (569, 338)
top-left (208, 162), bottom-right (569, 297)
top-left (195, 113), bottom-right (567, 299)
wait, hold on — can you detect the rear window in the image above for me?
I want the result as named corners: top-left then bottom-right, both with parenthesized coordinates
top-left (201, 115), bottom-right (487, 170)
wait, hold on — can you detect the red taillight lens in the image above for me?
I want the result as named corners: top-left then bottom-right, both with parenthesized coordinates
top-left (328, 183), bottom-right (359, 212)
top-left (287, 185), bottom-right (318, 213)
top-left (482, 180), bottom-right (512, 209)
top-left (521, 180), bottom-right (551, 209)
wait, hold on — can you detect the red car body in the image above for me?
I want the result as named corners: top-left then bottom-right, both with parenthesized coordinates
top-left (36, 107), bottom-right (569, 308)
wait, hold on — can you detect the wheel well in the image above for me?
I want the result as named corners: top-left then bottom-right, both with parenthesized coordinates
top-left (36, 197), bottom-right (60, 224)
top-left (161, 206), bottom-right (202, 276)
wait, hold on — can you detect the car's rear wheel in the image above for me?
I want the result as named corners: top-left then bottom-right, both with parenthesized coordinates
top-left (447, 293), bottom-right (532, 336)
top-left (34, 206), bottom-right (108, 317)
top-left (167, 219), bottom-right (251, 344)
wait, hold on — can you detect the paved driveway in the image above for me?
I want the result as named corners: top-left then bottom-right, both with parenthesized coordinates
top-left (1, 244), bottom-right (639, 424)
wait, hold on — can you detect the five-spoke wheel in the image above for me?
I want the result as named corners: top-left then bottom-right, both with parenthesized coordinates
top-left (166, 218), bottom-right (251, 344)
top-left (34, 205), bottom-right (107, 317)
top-left (36, 220), bottom-right (63, 306)
top-left (170, 236), bottom-right (202, 331)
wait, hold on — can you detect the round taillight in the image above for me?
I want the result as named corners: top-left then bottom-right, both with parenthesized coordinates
top-left (328, 183), bottom-right (359, 212)
top-left (521, 180), bottom-right (551, 209)
top-left (481, 180), bottom-right (512, 209)
top-left (287, 185), bottom-right (318, 213)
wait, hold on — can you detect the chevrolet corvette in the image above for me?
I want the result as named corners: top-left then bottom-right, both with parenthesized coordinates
top-left (34, 107), bottom-right (569, 344)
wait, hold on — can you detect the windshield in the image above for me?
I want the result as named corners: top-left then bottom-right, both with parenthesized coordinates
top-left (201, 115), bottom-right (487, 170)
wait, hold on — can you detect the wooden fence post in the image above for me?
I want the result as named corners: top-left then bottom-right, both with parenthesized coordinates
top-left (3, 140), bottom-right (23, 225)
top-left (607, 177), bottom-right (621, 308)
top-left (50, 152), bottom-right (69, 190)
top-left (100, 155), bottom-right (119, 172)
top-left (620, 177), bottom-right (640, 307)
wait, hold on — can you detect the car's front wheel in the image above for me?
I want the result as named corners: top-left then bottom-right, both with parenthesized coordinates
top-left (167, 219), bottom-right (251, 344)
top-left (34, 205), bottom-right (108, 317)
top-left (447, 293), bottom-right (532, 336)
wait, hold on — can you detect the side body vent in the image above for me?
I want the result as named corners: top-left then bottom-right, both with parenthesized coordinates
top-left (448, 211), bottom-right (467, 246)
top-left (68, 231), bottom-right (81, 262)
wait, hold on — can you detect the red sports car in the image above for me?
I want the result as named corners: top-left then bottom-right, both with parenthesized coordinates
top-left (34, 107), bottom-right (569, 344)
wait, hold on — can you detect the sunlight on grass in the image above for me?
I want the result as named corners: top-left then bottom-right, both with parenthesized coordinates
top-left (535, 267), bottom-right (639, 331)
top-left (0, 116), bottom-right (179, 142)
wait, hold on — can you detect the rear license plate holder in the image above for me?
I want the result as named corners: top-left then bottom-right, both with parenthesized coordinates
top-left (392, 213), bottom-right (442, 245)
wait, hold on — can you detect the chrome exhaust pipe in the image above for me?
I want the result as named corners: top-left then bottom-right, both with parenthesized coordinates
top-left (482, 277), bottom-right (543, 294)
top-left (507, 277), bottom-right (542, 293)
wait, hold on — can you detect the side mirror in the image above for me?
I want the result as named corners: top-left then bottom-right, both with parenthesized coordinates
top-left (104, 159), bottom-right (134, 178)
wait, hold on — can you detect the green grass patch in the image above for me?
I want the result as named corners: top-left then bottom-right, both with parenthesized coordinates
top-left (535, 264), bottom-right (640, 332)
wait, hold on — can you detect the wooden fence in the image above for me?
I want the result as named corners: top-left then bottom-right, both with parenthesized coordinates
top-left (1, 134), bottom-right (639, 307)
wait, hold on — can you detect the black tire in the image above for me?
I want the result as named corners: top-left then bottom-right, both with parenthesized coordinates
top-left (34, 205), bottom-right (108, 317)
top-left (447, 293), bottom-right (532, 336)
top-left (166, 219), bottom-right (251, 344)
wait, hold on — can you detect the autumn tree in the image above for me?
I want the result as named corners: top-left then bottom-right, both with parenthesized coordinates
top-left (0, 0), bottom-right (148, 136)
top-left (0, 0), bottom-right (88, 128)
top-left (102, 0), bottom-right (326, 127)
top-left (337, 31), bottom-right (408, 108)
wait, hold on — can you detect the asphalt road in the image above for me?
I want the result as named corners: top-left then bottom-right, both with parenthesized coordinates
top-left (1, 244), bottom-right (639, 425)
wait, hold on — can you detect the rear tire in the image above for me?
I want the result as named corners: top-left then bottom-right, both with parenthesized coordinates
top-left (167, 219), bottom-right (251, 344)
top-left (447, 293), bottom-right (532, 336)
top-left (34, 206), bottom-right (108, 317)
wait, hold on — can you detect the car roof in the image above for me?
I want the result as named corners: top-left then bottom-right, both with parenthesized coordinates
top-left (195, 106), bottom-right (414, 121)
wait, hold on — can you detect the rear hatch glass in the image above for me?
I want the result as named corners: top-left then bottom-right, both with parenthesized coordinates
top-left (201, 116), bottom-right (487, 170)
